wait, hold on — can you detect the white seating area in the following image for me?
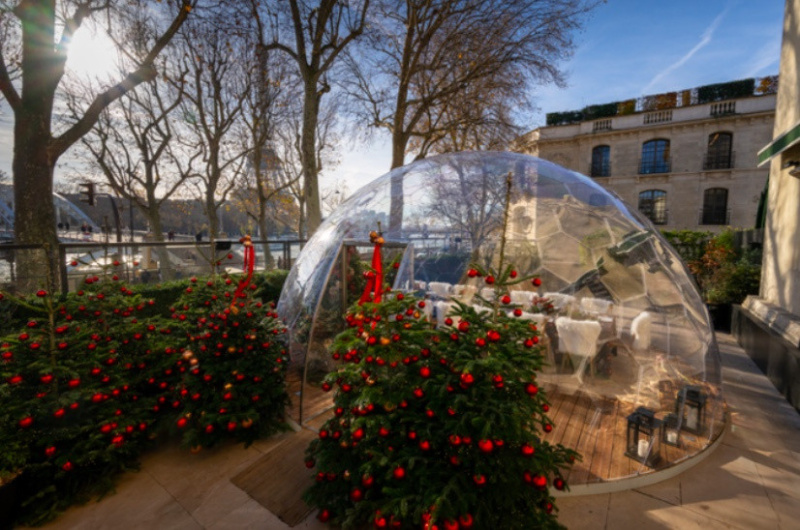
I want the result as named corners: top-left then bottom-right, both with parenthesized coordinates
top-left (411, 282), bottom-right (658, 384)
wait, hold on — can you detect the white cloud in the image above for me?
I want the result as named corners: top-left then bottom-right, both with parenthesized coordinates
top-left (642, 6), bottom-right (729, 93)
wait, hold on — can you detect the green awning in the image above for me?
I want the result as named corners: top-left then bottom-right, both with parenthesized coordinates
top-left (758, 119), bottom-right (800, 166)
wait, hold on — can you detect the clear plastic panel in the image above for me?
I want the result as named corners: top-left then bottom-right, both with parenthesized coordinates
top-left (277, 151), bottom-right (724, 481)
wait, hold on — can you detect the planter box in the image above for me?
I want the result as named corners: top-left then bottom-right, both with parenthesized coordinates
top-left (0, 474), bottom-right (20, 530)
top-left (707, 303), bottom-right (732, 332)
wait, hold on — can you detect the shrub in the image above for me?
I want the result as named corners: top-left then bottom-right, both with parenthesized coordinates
top-left (304, 265), bottom-right (578, 529)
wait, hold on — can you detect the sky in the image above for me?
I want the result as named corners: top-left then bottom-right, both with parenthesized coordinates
top-left (332, 0), bottom-right (785, 193)
top-left (0, 0), bottom-right (786, 200)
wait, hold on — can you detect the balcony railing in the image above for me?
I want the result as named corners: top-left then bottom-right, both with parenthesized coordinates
top-left (703, 151), bottom-right (735, 170)
top-left (710, 101), bottom-right (736, 116)
top-left (700, 207), bottom-right (730, 225)
top-left (643, 110), bottom-right (673, 124)
top-left (593, 119), bottom-right (612, 132)
top-left (639, 158), bottom-right (672, 174)
top-left (590, 160), bottom-right (611, 177)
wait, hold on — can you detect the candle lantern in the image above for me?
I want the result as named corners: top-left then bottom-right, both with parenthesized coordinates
top-left (625, 407), bottom-right (662, 467)
top-left (662, 412), bottom-right (681, 447)
top-left (676, 385), bottom-right (707, 435)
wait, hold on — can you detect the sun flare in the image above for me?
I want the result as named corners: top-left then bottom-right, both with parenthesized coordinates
top-left (65, 26), bottom-right (119, 80)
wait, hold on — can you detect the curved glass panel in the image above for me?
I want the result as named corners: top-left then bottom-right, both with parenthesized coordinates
top-left (278, 151), bottom-right (724, 483)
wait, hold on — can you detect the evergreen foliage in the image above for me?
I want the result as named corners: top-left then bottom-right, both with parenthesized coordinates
top-left (304, 264), bottom-right (579, 529)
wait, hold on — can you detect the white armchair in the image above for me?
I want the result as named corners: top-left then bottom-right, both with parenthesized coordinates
top-left (631, 311), bottom-right (652, 352)
top-left (555, 316), bottom-right (602, 382)
top-left (428, 281), bottom-right (452, 299)
top-left (543, 292), bottom-right (576, 313)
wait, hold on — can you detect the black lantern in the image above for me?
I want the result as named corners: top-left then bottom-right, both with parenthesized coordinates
top-left (676, 385), bottom-right (707, 435)
top-left (662, 412), bottom-right (681, 447)
top-left (625, 407), bottom-right (663, 467)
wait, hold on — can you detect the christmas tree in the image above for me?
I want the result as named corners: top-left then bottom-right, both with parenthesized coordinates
top-left (303, 177), bottom-right (579, 529)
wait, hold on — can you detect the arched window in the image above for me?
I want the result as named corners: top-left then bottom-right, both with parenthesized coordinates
top-left (704, 132), bottom-right (733, 170)
top-left (639, 189), bottom-right (667, 224)
top-left (591, 145), bottom-right (611, 177)
top-left (702, 188), bottom-right (729, 225)
top-left (640, 139), bottom-right (671, 174)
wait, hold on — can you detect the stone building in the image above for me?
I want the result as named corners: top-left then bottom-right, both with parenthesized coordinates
top-left (515, 77), bottom-right (777, 231)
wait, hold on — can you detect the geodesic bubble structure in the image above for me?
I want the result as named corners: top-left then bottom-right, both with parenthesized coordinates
top-left (278, 151), bottom-right (724, 485)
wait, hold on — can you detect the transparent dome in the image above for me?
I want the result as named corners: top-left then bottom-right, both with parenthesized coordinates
top-left (278, 151), bottom-right (724, 485)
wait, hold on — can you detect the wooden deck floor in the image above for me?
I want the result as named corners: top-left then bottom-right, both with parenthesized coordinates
top-left (285, 375), bottom-right (725, 485)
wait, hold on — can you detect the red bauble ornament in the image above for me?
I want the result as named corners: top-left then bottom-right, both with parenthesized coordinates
top-left (352, 427), bottom-right (365, 441)
top-left (492, 374), bottom-right (504, 388)
top-left (444, 317), bottom-right (453, 326)
top-left (8, 375), bottom-right (22, 385)
top-left (533, 474), bottom-right (547, 489)
top-left (542, 404), bottom-right (550, 412)
top-left (177, 418), bottom-right (188, 428)
top-left (532, 277), bottom-right (542, 287)
top-left (543, 423), bottom-right (553, 433)
top-left (525, 383), bottom-right (539, 396)
top-left (477, 439), bottom-right (494, 453)
top-left (554, 477), bottom-right (565, 490)
top-left (457, 321), bottom-right (469, 332)
top-left (350, 488), bottom-right (363, 502)
top-left (36, 290), bottom-right (47, 297)
top-left (317, 509), bottom-right (331, 522)
top-left (459, 372), bottom-right (474, 386)
top-left (227, 421), bottom-right (238, 431)
top-left (321, 382), bottom-right (332, 392)
top-left (62, 461), bottom-right (73, 471)
top-left (305, 459), bottom-right (315, 469)
top-left (419, 366), bottom-right (431, 378)
top-left (53, 408), bottom-right (65, 419)
top-left (45, 446), bottom-right (56, 457)
top-left (18, 416), bottom-right (33, 428)
top-left (413, 387), bottom-right (424, 399)
top-left (392, 466), bottom-right (406, 480)
top-left (521, 443), bottom-right (535, 456)
top-left (459, 514), bottom-right (474, 529)
top-left (544, 502), bottom-right (554, 514)
top-left (443, 520), bottom-right (459, 530)
top-left (448, 434), bottom-right (462, 446)
top-left (467, 268), bottom-right (479, 278)
top-left (205, 424), bottom-right (215, 434)
top-left (378, 426), bottom-right (390, 437)
top-left (501, 294), bottom-right (511, 304)
top-left (419, 440), bottom-right (431, 451)
top-left (475, 337), bottom-right (486, 346)
top-left (362, 474), bottom-right (374, 488)
top-left (473, 474), bottom-right (486, 486)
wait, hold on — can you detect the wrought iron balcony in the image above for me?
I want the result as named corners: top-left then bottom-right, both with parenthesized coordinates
top-left (703, 151), bottom-right (735, 170)
top-left (700, 207), bottom-right (730, 225)
top-left (639, 158), bottom-right (671, 175)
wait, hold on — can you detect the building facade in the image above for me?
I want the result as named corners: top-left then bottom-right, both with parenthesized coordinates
top-left (515, 79), bottom-right (777, 231)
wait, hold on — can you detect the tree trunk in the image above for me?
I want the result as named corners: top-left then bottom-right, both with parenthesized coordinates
top-left (13, 103), bottom-right (59, 292)
top-left (302, 83), bottom-right (322, 234)
top-left (388, 121), bottom-right (407, 237)
top-left (146, 211), bottom-right (175, 280)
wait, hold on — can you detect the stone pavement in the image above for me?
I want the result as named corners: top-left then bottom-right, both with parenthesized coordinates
top-left (29, 333), bottom-right (800, 529)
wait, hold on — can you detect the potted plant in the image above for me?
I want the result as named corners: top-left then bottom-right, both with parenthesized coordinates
top-left (689, 229), bottom-right (761, 332)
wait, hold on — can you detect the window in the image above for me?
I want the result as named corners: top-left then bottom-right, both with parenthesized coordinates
top-left (704, 132), bottom-right (733, 170)
top-left (640, 139), bottom-right (671, 174)
top-left (639, 190), bottom-right (667, 225)
top-left (591, 145), bottom-right (611, 177)
top-left (702, 188), bottom-right (729, 225)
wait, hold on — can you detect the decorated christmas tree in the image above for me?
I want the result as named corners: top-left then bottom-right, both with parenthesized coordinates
top-left (304, 178), bottom-right (579, 529)
top-left (0, 266), bottom-right (173, 524)
top-left (168, 236), bottom-right (289, 448)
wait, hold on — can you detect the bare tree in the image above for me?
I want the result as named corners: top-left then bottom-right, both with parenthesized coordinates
top-left (175, 12), bottom-right (251, 267)
top-left (344, 0), bottom-right (596, 233)
top-left (262, 0), bottom-right (370, 236)
top-left (0, 0), bottom-right (194, 291)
